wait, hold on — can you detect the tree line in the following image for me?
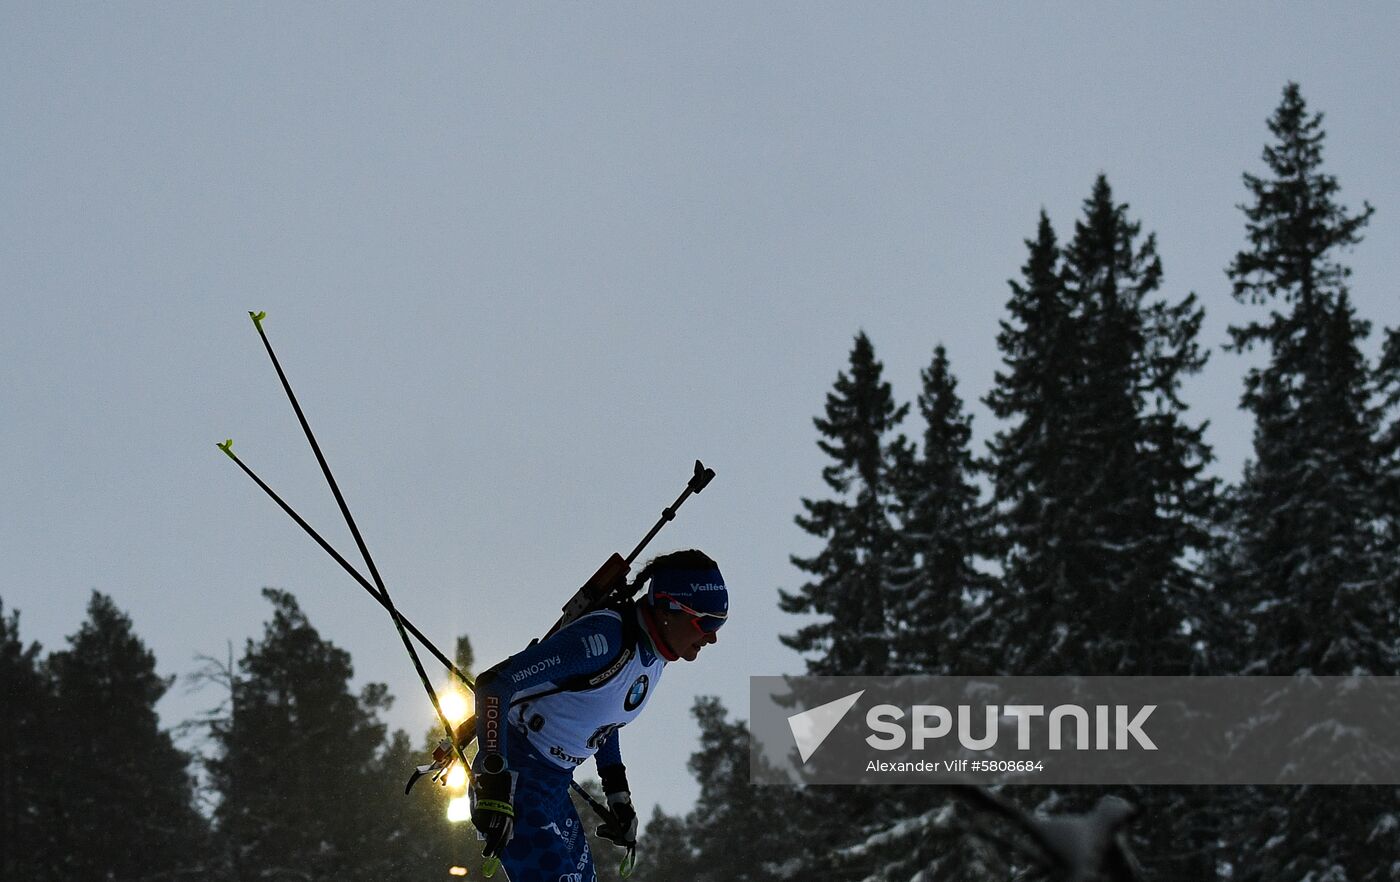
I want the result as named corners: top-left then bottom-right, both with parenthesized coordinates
top-left (2, 82), bottom-right (1394, 881)
top-left (0, 588), bottom-right (627, 882)
top-left (643, 82), bottom-right (1397, 881)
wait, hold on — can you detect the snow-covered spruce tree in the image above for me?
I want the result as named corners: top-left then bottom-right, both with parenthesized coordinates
top-left (977, 212), bottom-right (1079, 673)
top-left (209, 589), bottom-right (397, 882)
top-left (0, 600), bottom-right (59, 882)
top-left (774, 332), bottom-right (912, 880)
top-left (1061, 174), bottom-right (1215, 676)
top-left (982, 190), bottom-right (1213, 679)
top-left (981, 190), bottom-right (1219, 879)
top-left (1223, 82), bottom-right (1383, 676)
top-left (888, 344), bottom-right (998, 676)
top-left (1064, 178), bottom-right (1218, 880)
top-left (780, 331), bottom-right (910, 677)
top-left (44, 592), bottom-right (208, 881)
top-left (1374, 328), bottom-right (1400, 647)
top-left (1217, 82), bottom-right (1396, 882)
top-left (842, 346), bottom-right (1009, 881)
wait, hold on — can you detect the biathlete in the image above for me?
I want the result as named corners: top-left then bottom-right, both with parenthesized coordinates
top-left (469, 549), bottom-right (729, 881)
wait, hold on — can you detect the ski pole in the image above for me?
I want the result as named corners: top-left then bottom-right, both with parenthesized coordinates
top-left (569, 783), bottom-right (638, 877)
top-left (217, 439), bottom-right (472, 689)
top-left (244, 311), bottom-right (471, 774)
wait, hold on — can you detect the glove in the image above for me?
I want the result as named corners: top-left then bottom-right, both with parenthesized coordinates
top-left (596, 790), bottom-right (638, 849)
top-left (471, 756), bottom-right (517, 865)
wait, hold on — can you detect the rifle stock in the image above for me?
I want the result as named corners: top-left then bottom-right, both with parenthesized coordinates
top-left (548, 552), bottom-right (631, 636)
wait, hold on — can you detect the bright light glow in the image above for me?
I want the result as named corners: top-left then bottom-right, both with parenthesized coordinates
top-left (446, 764), bottom-right (468, 790)
top-left (448, 867), bottom-right (468, 877)
top-left (439, 689), bottom-right (472, 725)
top-left (446, 795), bottom-right (472, 823)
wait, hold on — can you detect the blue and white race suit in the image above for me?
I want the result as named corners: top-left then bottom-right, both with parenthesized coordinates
top-left (474, 602), bottom-right (664, 882)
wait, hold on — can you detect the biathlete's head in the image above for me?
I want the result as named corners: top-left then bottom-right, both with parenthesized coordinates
top-left (633, 549), bottom-right (727, 663)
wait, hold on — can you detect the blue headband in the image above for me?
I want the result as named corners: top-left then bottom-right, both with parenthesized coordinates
top-left (648, 567), bottom-right (728, 622)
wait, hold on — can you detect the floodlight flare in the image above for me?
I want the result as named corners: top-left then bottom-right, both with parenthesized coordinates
top-left (446, 794), bottom-right (472, 823)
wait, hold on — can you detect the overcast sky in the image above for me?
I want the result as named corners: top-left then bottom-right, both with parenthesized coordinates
top-left (3, 3), bottom-right (1398, 821)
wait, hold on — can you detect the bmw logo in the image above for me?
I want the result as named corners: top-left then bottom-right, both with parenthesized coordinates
top-left (624, 674), bottom-right (649, 711)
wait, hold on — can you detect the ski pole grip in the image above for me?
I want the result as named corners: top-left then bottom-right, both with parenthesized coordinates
top-left (249, 310), bottom-right (267, 329)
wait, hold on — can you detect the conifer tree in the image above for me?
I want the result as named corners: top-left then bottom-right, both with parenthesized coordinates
top-left (983, 193), bottom-right (1212, 678)
top-left (859, 346), bottom-right (1009, 881)
top-left (1220, 81), bottom-right (1383, 669)
top-left (1062, 175), bottom-right (1214, 676)
top-left (0, 600), bottom-right (58, 882)
top-left (683, 698), bottom-right (793, 881)
top-left (637, 698), bottom-right (801, 882)
top-left (209, 589), bottom-right (395, 882)
top-left (888, 345), bottom-right (996, 675)
top-left (1061, 179), bottom-right (1217, 879)
top-left (774, 335), bottom-right (915, 879)
top-left (780, 331), bottom-right (909, 676)
top-left (981, 190), bottom-right (1216, 878)
top-left (1219, 81), bottom-right (1395, 882)
top-left (637, 807), bottom-right (698, 881)
top-left (45, 592), bottom-right (207, 880)
top-left (1223, 85), bottom-right (1383, 676)
top-left (1373, 327), bottom-right (1400, 642)
top-left (980, 213), bottom-right (1080, 674)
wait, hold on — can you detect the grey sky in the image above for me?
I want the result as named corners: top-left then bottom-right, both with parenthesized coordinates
top-left (3, 3), bottom-right (1397, 820)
